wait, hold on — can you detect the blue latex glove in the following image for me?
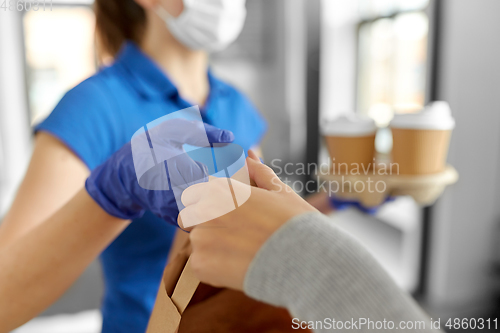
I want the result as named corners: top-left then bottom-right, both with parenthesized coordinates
top-left (329, 196), bottom-right (395, 215)
top-left (85, 118), bottom-right (234, 225)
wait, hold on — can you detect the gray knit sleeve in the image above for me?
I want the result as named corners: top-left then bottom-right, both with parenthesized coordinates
top-left (243, 212), bottom-right (441, 332)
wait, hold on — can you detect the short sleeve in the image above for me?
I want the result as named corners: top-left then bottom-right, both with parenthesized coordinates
top-left (34, 76), bottom-right (122, 170)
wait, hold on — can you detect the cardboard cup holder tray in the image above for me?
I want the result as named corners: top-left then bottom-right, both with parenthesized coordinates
top-left (316, 165), bottom-right (458, 207)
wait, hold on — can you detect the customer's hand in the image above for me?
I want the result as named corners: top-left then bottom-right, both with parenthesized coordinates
top-left (85, 118), bottom-right (234, 226)
top-left (185, 151), bottom-right (317, 290)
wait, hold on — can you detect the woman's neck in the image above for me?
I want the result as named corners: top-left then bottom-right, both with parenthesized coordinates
top-left (141, 26), bottom-right (210, 106)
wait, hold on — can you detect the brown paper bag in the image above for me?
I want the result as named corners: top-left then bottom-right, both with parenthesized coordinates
top-left (146, 232), bottom-right (310, 333)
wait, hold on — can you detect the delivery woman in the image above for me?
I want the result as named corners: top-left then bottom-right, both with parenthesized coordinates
top-left (0, 0), bottom-right (266, 332)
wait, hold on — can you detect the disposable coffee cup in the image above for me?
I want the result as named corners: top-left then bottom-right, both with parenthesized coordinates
top-left (322, 115), bottom-right (377, 174)
top-left (390, 101), bottom-right (455, 175)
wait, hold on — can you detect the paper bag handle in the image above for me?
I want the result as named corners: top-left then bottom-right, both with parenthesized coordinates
top-left (171, 256), bottom-right (200, 314)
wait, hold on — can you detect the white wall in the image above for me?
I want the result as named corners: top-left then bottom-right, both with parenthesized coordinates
top-left (427, 0), bottom-right (500, 317)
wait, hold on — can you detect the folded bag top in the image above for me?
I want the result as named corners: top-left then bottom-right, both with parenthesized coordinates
top-left (146, 233), bottom-right (311, 333)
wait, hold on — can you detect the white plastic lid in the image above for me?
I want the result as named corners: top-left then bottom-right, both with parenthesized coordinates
top-left (390, 101), bottom-right (455, 130)
top-left (321, 114), bottom-right (377, 136)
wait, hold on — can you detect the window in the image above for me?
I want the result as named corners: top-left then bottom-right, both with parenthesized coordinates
top-left (23, 1), bottom-right (96, 125)
top-left (358, 0), bottom-right (430, 18)
top-left (356, 0), bottom-right (430, 127)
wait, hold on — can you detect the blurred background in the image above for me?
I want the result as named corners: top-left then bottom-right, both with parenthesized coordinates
top-left (1, 0), bottom-right (500, 331)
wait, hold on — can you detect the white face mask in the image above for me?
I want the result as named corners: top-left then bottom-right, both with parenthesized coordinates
top-left (156, 0), bottom-right (247, 52)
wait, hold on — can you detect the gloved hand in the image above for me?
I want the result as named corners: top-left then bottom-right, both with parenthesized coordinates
top-left (85, 118), bottom-right (234, 226)
top-left (329, 196), bottom-right (395, 215)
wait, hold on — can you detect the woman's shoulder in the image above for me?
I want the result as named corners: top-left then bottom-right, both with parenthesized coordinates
top-left (62, 66), bottom-right (122, 108)
top-left (44, 61), bottom-right (136, 127)
top-left (35, 66), bottom-right (129, 169)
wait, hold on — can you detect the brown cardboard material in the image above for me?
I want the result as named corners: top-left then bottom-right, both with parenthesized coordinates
top-left (388, 166), bottom-right (458, 205)
top-left (316, 165), bottom-right (458, 207)
top-left (171, 257), bottom-right (200, 314)
top-left (146, 237), bottom-right (195, 333)
top-left (179, 287), bottom-right (302, 332)
top-left (146, 279), bottom-right (182, 333)
top-left (146, 234), bottom-right (310, 333)
top-left (391, 128), bottom-right (452, 175)
top-left (147, 162), bottom-right (308, 332)
top-left (325, 134), bottom-right (376, 174)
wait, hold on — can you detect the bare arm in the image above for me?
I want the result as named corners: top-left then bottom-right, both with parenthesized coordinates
top-left (0, 189), bottom-right (129, 332)
top-left (0, 132), bottom-right (89, 246)
top-left (0, 133), bottom-right (130, 332)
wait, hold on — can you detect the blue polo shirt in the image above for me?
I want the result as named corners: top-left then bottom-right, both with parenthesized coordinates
top-left (35, 42), bottom-right (267, 333)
